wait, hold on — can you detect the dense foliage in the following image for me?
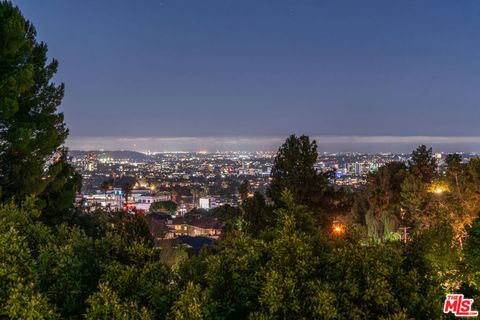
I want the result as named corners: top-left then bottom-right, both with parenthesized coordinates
top-left (0, 2), bottom-right (479, 319)
top-left (150, 200), bottom-right (177, 214)
top-left (0, 1), bottom-right (80, 224)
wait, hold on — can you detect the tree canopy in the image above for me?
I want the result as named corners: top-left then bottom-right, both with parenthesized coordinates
top-left (0, 1), bottom-right (79, 224)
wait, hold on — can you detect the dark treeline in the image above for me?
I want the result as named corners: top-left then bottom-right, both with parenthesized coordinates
top-left (0, 2), bottom-right (479, 319)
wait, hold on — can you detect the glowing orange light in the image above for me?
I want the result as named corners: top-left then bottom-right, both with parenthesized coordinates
top-left (428, 182), bottom-right (449, 194)
top-left (332, 221), bottom-right (345, 236)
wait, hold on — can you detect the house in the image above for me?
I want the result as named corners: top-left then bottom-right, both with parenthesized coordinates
top-left (144, 212), bottom-right (224, 240)
top-left (134, 194), bottom-right (159, 212)
top-left (168, 216), bottom-right (223, 239)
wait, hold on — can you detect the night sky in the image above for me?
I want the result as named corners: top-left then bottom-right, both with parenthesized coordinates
top-left (12, 0), bottom-right (480, 152)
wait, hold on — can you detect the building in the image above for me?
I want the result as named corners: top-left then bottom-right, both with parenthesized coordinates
top-left (134, 194), bottom-right (159, 212)
top-left (199, 197), bottom-right (211, 210)
top-left (82, 191), bottom-right (121, 210)
top-left (168, 216), bottom-right (223, 239)
top-left (354, 162), bottom-right (362, 175)
top-left (81, 188), bottom-right (160, 212)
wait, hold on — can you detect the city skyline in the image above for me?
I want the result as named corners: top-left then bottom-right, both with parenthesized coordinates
top-left (12, 0), bottom-right (480, 147)
top-left (67, 135), bottom-right (480, 153)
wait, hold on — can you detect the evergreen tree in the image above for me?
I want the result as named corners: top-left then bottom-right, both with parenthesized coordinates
top-left (400, 173), bottom-right (429, 228)
top-left (169, 282), bottom-right (204, 320)
top-left (39, 151), bottom-right (82, 225)
top-left (408, 145), bottom-right (437, 183)
top-left (355, 162), bottom-right (407, 242)
top-left (465, 213), bottom-right (480, 289)
top-left (242, 192), bottom-right (274, 237)
top-left (238, 179), bottom-right (250, 202)
top-left (149, 200), bottom-right (177, 214)
top-left (268, 135), bottom-right (320, 206)
top-left (210, 204), bottom-right (242, 233)
top-left (467, 158), bottom-right (480, 193)
top-left (0, 2), bottom-right (71, 203)
top-left (267, 135), bottom-right (332, 225)
top-left (85, 283), bottom-right (152, 320)
top-left (122, 182), bottom-right (133, 209)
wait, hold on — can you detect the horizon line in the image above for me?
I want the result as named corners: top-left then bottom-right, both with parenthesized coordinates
top-left (65, 135), bottom-right (480, 153)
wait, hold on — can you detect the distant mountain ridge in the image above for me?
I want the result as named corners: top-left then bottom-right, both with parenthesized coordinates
top-left (69, 150), bottom-right (152, 161)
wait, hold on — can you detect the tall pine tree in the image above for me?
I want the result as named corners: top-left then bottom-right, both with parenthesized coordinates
top-left (0, 2), bottom-right (79, 221)
top-left (267, 135), bottom-right (335, 227)
top-left (408, 145), bottom-right (437, 184)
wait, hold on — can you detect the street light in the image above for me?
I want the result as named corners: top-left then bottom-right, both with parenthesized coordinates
top-left (434, 187), bottom-right (444, 194)
top-left (332, 221), bottom-right (345, 236)
top-left (428, 182), bottom-right (449, 195)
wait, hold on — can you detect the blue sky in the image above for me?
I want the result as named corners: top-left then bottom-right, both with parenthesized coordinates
top-left (12, 0), bottom-right (480, 151)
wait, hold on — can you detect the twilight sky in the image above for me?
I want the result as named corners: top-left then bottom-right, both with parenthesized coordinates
top-left (12, 0), bottom-right (480, 151)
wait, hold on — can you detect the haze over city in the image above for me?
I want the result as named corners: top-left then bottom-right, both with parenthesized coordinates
top-left (12, 0), bottom-right (480, 152)
top-left (67, 135), bottom-right (480, 153)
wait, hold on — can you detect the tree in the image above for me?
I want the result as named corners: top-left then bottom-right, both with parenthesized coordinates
top-left (467, 158), bottom-right (480, 193)
top-left (150, 200), bottom-right (177, 214)
top-left (407, 222), bottom-right (464, 292)
top-left (100, 259), bottom-right (174, 318)
top-left (210, 204), bottom-right (242, 233)
top-left (465, 213), bottom-right (480, 289)
top-left (0, 2), bottom-right (70, 203)
top-left (175, 191), bottom-right (445, 319)
top-left (168, 282), bottom-right (204, 320)
top-left (242, 192), bottom-right (274, 237)
top-left (3, 282), bottom-right (57, 320)
top-left (101, 181), bottom-right (112, 194)
top-left (268, 135), bottom-right (319, 205)
top-left (238, 180), bottom-right (250, 202)
top-left (0, 201), bottom-right (58, 319)
top-left (445, 153), bottom-right (463, 190)
top-left (400, 173), bottom-right (429, 228)
top-left (107, 212), bottom-right (154, 248)
top-left (191, 188), bottom-right (199, 206)
top-left (85, 283), bottom-right (152, 320)
top-left (408, 145), bottom-right (437, 184)
top-left (267, 135), bottom-right (332, 225)
top-left (38, 151), bottom-right (82, 225)
top-left (36, 225), bottom-right (102, 317)
top-left (355, 162), bottom-right (407, 242)
top-left (122, 182), bottom-right (133, 209)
